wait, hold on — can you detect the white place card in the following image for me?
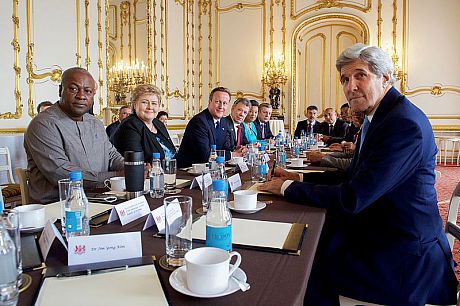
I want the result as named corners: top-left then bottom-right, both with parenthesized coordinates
top-left (143, 199), bottom-right (182, 233)
top-left (67, 232), bottom-right (142, 266)
top-left (190, 173), bottom-right (212, 190)
top-left (108, 196), bottom-right (150, 226)
top-left (228, 173), bottom-right (242, 192)
top-left (237, 161), bottom-right (249, 173)
top-left (264, 153), bottom-right (271, 163)
top-left (38, 220), bottom-right (67, 260)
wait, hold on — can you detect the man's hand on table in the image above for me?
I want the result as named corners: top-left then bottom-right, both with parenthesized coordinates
top-left (258, 177), bottom-right (284, 196)
top-left (144, 163), bottom-right (151, 178)
top-left (267, 167), bottom-right (301, 181)
top-left (306, 151), bottom-right (324, 162)
top-left (232, 145), bottom-right (248, 157)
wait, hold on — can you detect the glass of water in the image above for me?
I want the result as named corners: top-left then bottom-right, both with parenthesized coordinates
top-left (162, 159), bottom-right (177, 193)
top-left (58, 178), bottom-right (71, 237)
top-left (164, 196), bottom-right (192, 267)
top-left (3, 211), bottom-right (22, 285)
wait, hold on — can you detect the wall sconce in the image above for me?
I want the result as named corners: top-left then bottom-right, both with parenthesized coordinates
top-left (261, 57), bottom-right (287, 110)
top-left (108, 59), bottom-right (148, 104)
top-left (391, 53), bottom-right (405, 81)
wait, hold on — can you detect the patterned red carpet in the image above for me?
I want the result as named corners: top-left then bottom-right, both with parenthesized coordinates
top-left (435, 165), bottom-right (460, 280)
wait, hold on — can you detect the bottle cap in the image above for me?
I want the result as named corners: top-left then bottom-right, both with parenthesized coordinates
top-left (280, 140), bottom-right (284, 145)
top-left (216, 156), bottom-right (225, 164)
top-left (69, 171), bottom-right (82, 181)
top-left (212, 179), bottom-right (227, 191)
top-left (152, 152), bottom-right (161, 159)
top-left (211, 144), bottom-right (217, 149)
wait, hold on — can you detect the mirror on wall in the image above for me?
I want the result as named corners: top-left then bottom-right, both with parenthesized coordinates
top-left (106, 0), bottom-right (152, 107)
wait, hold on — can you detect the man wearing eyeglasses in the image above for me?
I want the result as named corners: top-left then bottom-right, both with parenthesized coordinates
top-left (176, 87), bottom-right (247, 168)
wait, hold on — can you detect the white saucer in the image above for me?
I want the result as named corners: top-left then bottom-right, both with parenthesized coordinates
top-left (169, 265), bottom-right (247, 298)
top-left (187, 169), bottom-right (204, 176)
top-left (228, 201), bottom-right (266, 214)
top-left (20, 226), bottom-right (44, 234)
top-left (287, 163), bottom-right (310, 169)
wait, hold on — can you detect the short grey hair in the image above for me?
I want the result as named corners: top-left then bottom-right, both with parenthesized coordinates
top-left (336, 43), bottom-right (396, 85)
top-left (233, 98), bottom-right (251, 108)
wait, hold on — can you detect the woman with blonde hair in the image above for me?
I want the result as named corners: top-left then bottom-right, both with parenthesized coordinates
top-left (111, 84), bottom-right (176, 162)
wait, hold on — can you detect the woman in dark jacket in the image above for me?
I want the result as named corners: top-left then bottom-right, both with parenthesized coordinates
top-left (111, 84), bottom-right (176, 163)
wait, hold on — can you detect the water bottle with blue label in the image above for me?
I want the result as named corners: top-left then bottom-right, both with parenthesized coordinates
top-left (206, 180), bottom-right (232, 251)
top-left (257, 146), bottom-right (268, 182)
top-left (65, 171), bottom-right (89, 238)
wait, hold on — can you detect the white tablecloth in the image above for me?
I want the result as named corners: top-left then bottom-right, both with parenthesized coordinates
top-left (269, 119), bottom-right (285, 136)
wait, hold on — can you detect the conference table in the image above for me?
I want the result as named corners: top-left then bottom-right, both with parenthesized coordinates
top-left (18, 167), bottom-right (328, 306)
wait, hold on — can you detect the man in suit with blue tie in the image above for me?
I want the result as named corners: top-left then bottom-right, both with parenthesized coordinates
top-left (176, 87), bottom-right (247, 168)
top-left (254, 102), bottom-right (274, 140)
top-left (260, 44), bottom-right (457, 305)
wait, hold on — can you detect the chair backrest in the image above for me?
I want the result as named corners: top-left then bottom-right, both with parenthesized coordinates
top-left (446, 182), bottom-right (460, 250)
top-left (14, 168), bottom-right (30, 205)
top-left (0, 147), bottom-right (15, 184)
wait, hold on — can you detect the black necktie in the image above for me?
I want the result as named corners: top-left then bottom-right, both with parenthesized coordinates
top-left (329, 124), bottom-right (333, 135)
top-left (215, 120), bottom-right (220, 145)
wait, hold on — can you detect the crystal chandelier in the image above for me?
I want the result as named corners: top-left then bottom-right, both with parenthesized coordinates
top-left (108, 59), bottom-right (148, 104)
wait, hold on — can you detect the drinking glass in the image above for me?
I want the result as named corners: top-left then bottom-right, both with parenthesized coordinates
top-left (162, 159), bottom-right (177, 193)
top-left (164, 196), bottom-right (192, 267)
top-left (3, 211), bottom-right (22, 285)
top-left (58, 178), bottom-right (71, 237)
top-left (201, 167), bottom-right (210, 213)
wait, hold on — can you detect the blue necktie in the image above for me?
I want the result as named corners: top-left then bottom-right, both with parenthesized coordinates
top-left (359, 117), bottom-right (370, 154)
top-left (215, 120), bottom-right (220, 146)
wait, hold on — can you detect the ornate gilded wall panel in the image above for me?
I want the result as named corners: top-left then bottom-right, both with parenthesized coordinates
top-left (291, 13), bottom-right (368, 133)
top-left (290, 0), bottom-right (371, 20)
top-left (213, 1), bottom-right (266, 100)
top-left (0, 0), bottom-right (22, 119)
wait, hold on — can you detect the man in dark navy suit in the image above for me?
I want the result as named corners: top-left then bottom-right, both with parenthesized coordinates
top-left (176, 87), bottom-right (247, 168)
top-left (318, 107), bottom-right (348, 144)
top-left (294, 105), bottom-right (321, 138)
top-left (254, 102), bottom-right (274, 140)
top-left (225, 98), bottom-right (250, 150)
top-left (260, 44), bottom-right (457, 305)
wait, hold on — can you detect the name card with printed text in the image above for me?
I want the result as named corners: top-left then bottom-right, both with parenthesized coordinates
top-left (237, 162), bottom-right (249, 173)
top-left (228, 173), bottom-right (242, 192)
top-left (190, 173), bottom-right (212, 190)
top-left (108, 196), bottom-right (150, 226)
top-left (143, 199), bottom-right (182, 233)
top-left (68, 232), bottom-right (142, 266)
top-left (38, 220), bottom-right (67, 260)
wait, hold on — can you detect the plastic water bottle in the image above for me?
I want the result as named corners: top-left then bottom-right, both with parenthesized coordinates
top-left (276, 141), bottom-right (287, 169)
top-left (209, 144), bottom-right (218, 170)
top-left (150, 153), bottom-right (165, 198)
top-left (206, 180), bottom-right (232, 251)
top-left (65, 171), bottom-right (90, 238)
top-left (0, 217), bottom-right (18, 306)
top-left (300, 130), bottom-right (307, 152)
top-left (291, 137), bottom-right (301, 158)
top-left (275, 132), bottom-right (282, 148)
top-left (285, 131), bottom-right (292, 150)
top-left (257, 146), bottom-right (268, 182)
top-left (214, 156), bottom-right (228, 199)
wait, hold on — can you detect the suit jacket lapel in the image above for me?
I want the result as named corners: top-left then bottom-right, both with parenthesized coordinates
top-left (204, 110), bottom-right (217, 145)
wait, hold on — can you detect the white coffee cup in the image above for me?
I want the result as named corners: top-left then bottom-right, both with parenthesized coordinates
top-left (233, 190), bottom-right (257, 210)
top-left (185, 247), bottom-right (241, 295)
top-left (104, 176), bottom-right (125, 191)
top-left (192, 163), bottom-right (207, 173)
top-left (13, 204), bottom-right (46, 229)
top-left (290, 158), bottom-right (303, 167)
top-left (317, 141), bottom-right (324, 147)
top-left (230, 156), bottom-right (244, 164)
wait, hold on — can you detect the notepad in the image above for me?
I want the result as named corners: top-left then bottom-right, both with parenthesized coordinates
top-left (191, 216), bottom-right (307, 255)
top-left (35, 264), bottom-right (168, 306)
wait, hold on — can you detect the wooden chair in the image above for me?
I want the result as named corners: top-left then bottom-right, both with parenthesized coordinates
top-left (0, 147), bottom-right (21, 207)
top-left (14, 168), bottom-right (30, 205)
